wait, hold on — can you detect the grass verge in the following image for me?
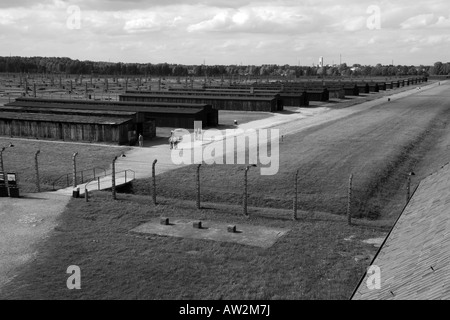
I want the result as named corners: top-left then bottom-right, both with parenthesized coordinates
top-left (131, 96), bottom-right (450, 222)
top-left (0, 137), bottom-right (131, 193)
top-left (0, 191), bottom-right (385, 300)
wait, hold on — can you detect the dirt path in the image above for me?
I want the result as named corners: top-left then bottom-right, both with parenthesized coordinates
top-left (0, 192), bottom-right (70, 291)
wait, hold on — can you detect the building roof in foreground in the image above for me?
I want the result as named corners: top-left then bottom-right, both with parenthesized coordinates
top-left (352, 163), bottom-right (450, 300)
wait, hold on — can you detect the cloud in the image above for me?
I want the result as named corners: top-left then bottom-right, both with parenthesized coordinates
top-left (187, 6), bottom-right (317, 34)
top-left (339, 16), bottom-right (367, 31)
top-left (187, 10), bottom-right (231, 32)
top-left (123, 14), bottom-right (163, 33)
top-left (0, 0), bottom-right (449, 65)
top-left (0, 9), bottom-right (26, 25)
top-left (0, 0), bottom-right (51, 8)
top-left (400, 13), bottom-right (436, 29)
top-left (432, 15), bottom-right (450, 28)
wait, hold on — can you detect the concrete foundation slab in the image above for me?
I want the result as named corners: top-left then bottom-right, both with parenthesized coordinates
top-left (131, 218), bottom-right (289, 248)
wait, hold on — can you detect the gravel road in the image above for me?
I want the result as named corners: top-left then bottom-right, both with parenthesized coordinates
top-left (0, 192), bottom-right (70, 291)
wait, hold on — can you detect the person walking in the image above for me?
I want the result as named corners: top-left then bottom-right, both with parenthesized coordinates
top-left (169, 131), bottom-right (174, 149)
top-left (138, 134), bottom-right (144, 147)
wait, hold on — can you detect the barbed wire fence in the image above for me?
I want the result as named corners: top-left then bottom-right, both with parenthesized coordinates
top-left (3, 142), bottom-right (418, 224)
top-left (93, 158), bottom-right (416, 224)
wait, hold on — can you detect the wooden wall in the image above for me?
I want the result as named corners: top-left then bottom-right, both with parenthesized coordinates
top-left (377, 82), bottom-right (387, 91)
top-left (145, 115), bottom-right (198, 129)
top-left (120, 95), bottom-right (278, 112)
top-left (356, 84), bottom-right (370, 94)
top-left (0, 119), bottom-right (132, 144)
top-left (143, 120), bottom-right (156, 139)
top-left (328, 88), bottom-right (345, 99)
top-left (344, 85), bottom-right (359, 96)
top-left (368, 83), bottom-right (380, 92)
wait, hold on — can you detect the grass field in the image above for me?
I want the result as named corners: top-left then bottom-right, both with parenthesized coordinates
top-left (0, 138), bottom-right (131, 193)
top-left (0, 78), bottom-right (444, 300)
top-left (131, 84), bottom-right (450, 222)
top-left (0, 192), bottom-right (385, 300)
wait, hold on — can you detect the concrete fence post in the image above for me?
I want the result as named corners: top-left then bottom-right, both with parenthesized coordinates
top-left (406, 172), bottom-right (415, 205)
top-left (243, 165), bottom-right (256, 217)
top-left (406, 175), bottom-right (411, 204)
top-left (196, 164), bottom-right (201, 209)
top-left (112, 157), bottom-right (117, 200)
top-left (72, 152), bottom-right (78, 188)
top-left (35, 150), bottom-right (40, 192)
top-left (293, 170), bottom-right (299, 221)
top-left (243, 166), bottom-right (249, 217)
top-left (0, 151), bottom-right (4, 181)
top-left (347, 174), bottom-right (353, 225)
top-left (152, 159), bottom-right (157, 205)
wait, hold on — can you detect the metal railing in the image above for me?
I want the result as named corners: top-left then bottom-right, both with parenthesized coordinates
top-left (52, 167), bottom-right (107, 191)
top-left (84, 169), bottom-right (135, 193)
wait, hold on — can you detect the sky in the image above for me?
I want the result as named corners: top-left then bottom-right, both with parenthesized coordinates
top-left (0, 0), bottom-right (449, 66)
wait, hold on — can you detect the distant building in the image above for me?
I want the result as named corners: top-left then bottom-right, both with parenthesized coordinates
top-left (319, 56), bottom-right (324, 68)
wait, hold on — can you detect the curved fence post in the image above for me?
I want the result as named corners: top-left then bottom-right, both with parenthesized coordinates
top-left (152, 160), bottom-right (157, 205)
top-left (35, 150), bottom-right (40, 192)
top-left (293, 170), bottom-right (299, 221)
top-left (347, 174), bottom-right (353, 226)
top-left (112, 157), bottom-right (117, 200)
top-left (72, 152), bottom-right (78, 188)
top-left (196, 164), bottom-right (201, 209)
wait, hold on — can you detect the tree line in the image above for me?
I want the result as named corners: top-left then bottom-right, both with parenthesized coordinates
top-left (0, 56), bottom-right (447, 77)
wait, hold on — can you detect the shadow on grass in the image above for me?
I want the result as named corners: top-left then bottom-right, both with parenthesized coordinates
top-left (215, 124), bottom-right (239, 130)
top-left (277, 109), bottom-right (301, 114)
top-left (15, 195), bottom-right (51, 200)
